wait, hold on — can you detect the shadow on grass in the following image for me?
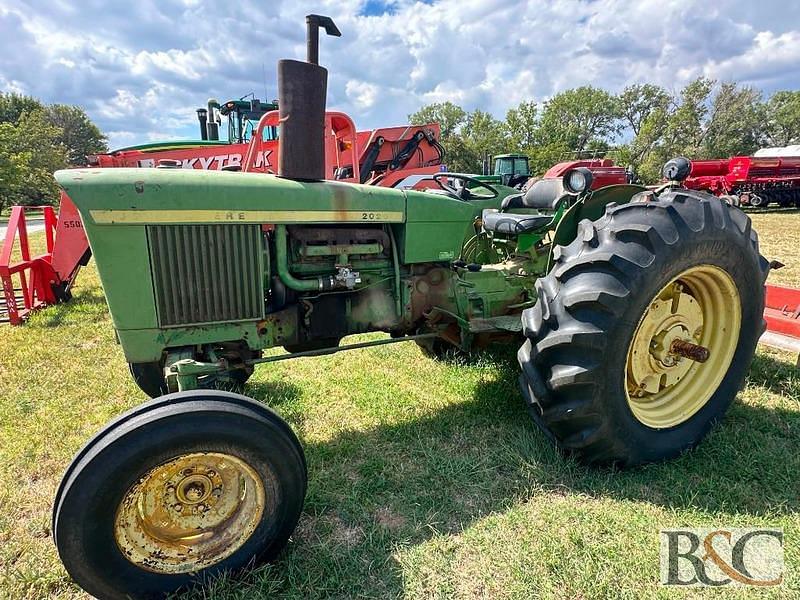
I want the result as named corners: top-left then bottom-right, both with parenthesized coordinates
top-left (182, 348), bottom-right (799, 598)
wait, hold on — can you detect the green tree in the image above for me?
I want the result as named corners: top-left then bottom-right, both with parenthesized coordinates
top-left (635, 78), bottom-right (713, 183)
top-left (0, 92), bottom-right (43, 124)
top-left (0, 110), bottom-right (68, 211)
top-left (618, 84), bottom-right (671, 138)
top-left (537, 86), bottom-right (622, 153)
top-left (460, 109), bottom-right (508, 173)
top-left (505, 101), bottom-right (538, 151)
top-left (700, 83), bottom-right (763, 157)
top-left (409, 101), bottom-right (466, 140)
top-left (46, 104), bottom-right (108, 165)
top-left (763, 91), bottom-right (800, 146)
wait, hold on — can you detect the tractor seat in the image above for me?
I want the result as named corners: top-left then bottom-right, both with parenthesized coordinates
top-left (482, 209), bottom-right (551, 235)
top-left (502, 178), bottom-right (565, 211)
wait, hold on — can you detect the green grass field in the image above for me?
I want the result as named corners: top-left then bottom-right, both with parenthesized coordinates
top-left (0, 210), bottom-right (798, 599)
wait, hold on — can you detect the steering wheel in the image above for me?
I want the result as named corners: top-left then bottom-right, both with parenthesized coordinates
top-left (432, 173), bottom-right (498, 201)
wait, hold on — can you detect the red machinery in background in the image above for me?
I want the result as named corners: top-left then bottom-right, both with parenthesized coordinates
top-left (0, 196), bottom-right (88, 324)
top-left (761, 284), bottom-right (800, 367)
top-left (1, 110), bottom-right (445, 324)
top-left (683, 154), bottom-right (800, 208)
top-left (541, 158), bottom-right (629, 189)
top-left (92, 112), bottom-right (444, 184)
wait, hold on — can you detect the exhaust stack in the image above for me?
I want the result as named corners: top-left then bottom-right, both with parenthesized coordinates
top-left (196, 108), bottom-right (208, 140)
top-left (206, 99), bottom-right (220, 141)
top-left (277, 15), bottom-right (341, 181)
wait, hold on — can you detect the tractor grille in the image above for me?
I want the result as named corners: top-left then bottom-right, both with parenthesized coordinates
top-left (147, 224), bottom-right (264, 327)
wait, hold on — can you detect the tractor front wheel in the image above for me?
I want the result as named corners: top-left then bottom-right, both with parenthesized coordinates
top-left (518, 190), bottom-right (768, 466)
top-left (53, 391), bottom-right (306, 599)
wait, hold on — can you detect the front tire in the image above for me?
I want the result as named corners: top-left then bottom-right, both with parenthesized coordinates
top-left (53, 391), bottom-right (307, 599)
top-left (518, 190), bottom-right (769, 466)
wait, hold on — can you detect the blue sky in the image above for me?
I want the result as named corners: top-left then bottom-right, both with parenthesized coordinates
top-left (1, 0), bottom-right (796, 149)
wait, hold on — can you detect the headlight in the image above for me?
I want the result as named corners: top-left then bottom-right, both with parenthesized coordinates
top-left (564, 167), bottom-right (593, 194)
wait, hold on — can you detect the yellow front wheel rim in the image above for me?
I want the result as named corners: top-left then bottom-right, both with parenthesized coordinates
top-left (625, 265), bottom-right (741, 428)
top-left (114, 452), bottom-right (266, 574)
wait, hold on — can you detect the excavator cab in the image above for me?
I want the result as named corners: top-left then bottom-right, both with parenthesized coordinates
top-left (198, 98), bottom-right (279, 143)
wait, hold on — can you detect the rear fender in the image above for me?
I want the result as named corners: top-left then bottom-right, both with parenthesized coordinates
top-left (547, 184), bottom-right (647, 270)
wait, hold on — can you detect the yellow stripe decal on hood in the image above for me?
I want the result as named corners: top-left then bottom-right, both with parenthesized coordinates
top-left (89, 209), bottom-right (405, 224)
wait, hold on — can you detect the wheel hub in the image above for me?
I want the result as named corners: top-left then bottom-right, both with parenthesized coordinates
top-left (628, 283), bottom-right (703, 396)
top-left (625, 266), bottom-right (741, 428)
top-left (114, 452), bottom-right (265, 574)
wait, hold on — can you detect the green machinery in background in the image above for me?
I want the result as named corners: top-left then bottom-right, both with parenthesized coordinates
top-left (480, 153), bottom-right (532, 187)
top-left (48, 15), bottom-right (769, 600)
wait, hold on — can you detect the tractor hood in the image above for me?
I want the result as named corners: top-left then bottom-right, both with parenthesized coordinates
top-left (55, 168), bottom-right (407, 226)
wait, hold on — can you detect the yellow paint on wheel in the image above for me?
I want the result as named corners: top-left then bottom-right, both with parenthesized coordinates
top-left (114, 452), bottom-right (265, 574)
top-left (625, 265), bottom-right (741, 428)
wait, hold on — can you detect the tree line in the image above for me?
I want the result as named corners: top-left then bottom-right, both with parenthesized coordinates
top-left (0, 92), bottom-right (107, 214)
top-left (410, 79), bottom-right (800, 183)
top-left (2, 80), bottom-right (799, 215)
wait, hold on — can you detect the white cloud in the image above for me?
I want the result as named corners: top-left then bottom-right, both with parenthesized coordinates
top-left (345, 80), bottom-right (380, 109)
top-left (0, 0), bottom-right (796, 150)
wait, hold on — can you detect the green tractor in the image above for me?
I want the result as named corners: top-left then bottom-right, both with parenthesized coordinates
top-left (50, 16), bottom-right (768, 600)
top-left (479, 152), bottom-right (532, 187)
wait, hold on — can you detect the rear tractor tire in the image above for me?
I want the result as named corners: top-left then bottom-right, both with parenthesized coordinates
top-left (53, 391), bottom-right (306, 600)
top-left (518, 189), bottom-right (768, 466)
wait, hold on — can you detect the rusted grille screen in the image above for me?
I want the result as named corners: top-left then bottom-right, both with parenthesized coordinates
top-left (147, 224), bottom-right (264, 327)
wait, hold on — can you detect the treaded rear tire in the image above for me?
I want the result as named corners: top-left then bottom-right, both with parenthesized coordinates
top-left (518, 190), bottom-right (769, 466)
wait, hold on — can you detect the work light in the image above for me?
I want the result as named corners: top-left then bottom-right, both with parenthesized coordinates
top-left (564, 167), bottom-right (594, 194)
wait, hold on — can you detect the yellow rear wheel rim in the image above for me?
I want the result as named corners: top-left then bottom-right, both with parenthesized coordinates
top-left (114, 452), bottom-right (265, 574)
top-left (625, 264), bottom-right (741, 429)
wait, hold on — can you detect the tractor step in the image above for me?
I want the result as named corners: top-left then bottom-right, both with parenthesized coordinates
top-left (468, 315), bottom-right (523, 333)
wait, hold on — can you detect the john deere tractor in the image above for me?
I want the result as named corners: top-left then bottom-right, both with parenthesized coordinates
top-left (50, 16), bottom-right (768, 600)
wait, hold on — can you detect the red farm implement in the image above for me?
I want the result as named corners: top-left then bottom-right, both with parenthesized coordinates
top-left (760, 284), bottom-right (800, 366)
top-left (0, 193), bottom-right (89, 324)
top-left (0, 197), bottom-right (87, 324)
top-left (683, 154), bottom-right (800, 208)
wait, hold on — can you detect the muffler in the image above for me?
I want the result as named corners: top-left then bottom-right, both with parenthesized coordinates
top-left (277, 15), bottom-right (341, 181)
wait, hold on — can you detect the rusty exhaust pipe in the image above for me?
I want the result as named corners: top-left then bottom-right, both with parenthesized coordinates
top-left (277, 15), bottom-right (341, 181)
